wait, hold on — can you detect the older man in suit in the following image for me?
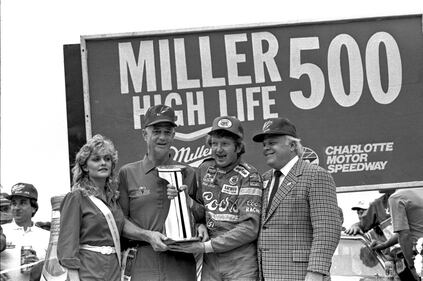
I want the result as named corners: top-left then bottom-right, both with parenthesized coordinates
top-left (253, 118), bottom-right (341, 281)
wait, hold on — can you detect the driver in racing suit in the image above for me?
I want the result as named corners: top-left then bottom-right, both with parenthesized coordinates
top-left (168, 116), bottom-right (263, 281)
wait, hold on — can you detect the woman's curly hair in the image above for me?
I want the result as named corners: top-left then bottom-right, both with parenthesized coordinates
top-left (71, 134), bottom-right (118, 196)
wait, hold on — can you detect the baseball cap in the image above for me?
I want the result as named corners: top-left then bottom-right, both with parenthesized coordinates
top-left (253, 118), bottom-right (297, 142)
top-left (351, 200), bottom-right (369, 211)
top-left (8, 183), bottom-right (38, 201)
top-left (208, 116), bottom-right (244, 139)
top-left (143, 105), bottom-right (177, 128)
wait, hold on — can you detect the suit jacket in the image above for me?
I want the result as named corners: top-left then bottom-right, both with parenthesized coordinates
top-left (258, 159), bottom-right (341, 281)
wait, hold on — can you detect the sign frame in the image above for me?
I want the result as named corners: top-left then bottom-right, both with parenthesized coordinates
top-left (80, 14), bottom-right (423, 193)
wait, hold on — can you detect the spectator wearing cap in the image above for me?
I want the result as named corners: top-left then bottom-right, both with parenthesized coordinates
top-left (0, 183), bottom-right (50, 281)
top-left (346, 189), bottom-right (395, 237)
top-left (118, 104), bottom-right (207, 281)
top-left (0, 192), bottom-right (11, 279)
top-left (0, 192), bottom-right (12, 225)
top-left (352, 200), bottom-right (369, 221)
top-left (253, 118), bottom-right (341, 281)
top-left (168, 116), bottom-right (263, 281)
top-left (0, 192), bottom-right (11, 259)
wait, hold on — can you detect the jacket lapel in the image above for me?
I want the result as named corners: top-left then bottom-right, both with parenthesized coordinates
top-left (263, 160), bottom-right (303, 224)
top-left (261, 171), bottom-right (272, 222)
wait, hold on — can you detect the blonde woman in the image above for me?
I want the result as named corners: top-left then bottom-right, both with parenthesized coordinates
top-left (58, 134), bottom-right (124, 281)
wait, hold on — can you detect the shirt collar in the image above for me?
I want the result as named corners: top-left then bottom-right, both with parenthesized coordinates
top-left (11, 220), bottom-right (34, 232)
top-left (275, 155), bottom-right (299, 176)
top-left (142, 153), bottom-right (173, 174)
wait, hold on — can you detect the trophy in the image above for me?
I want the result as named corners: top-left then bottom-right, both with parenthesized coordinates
top-left (157, 165), bottom-right (197, 242)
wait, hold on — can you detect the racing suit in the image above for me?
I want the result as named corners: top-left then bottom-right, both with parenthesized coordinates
top-left (197, 157), bottom-right (262, 280)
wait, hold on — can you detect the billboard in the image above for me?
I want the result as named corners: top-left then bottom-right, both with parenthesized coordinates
top-left (80, 14), bottom-right (423, 192)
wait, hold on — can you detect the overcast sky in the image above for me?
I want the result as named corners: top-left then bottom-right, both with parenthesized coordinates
top-left (1, 0), bottom-right (422, 223)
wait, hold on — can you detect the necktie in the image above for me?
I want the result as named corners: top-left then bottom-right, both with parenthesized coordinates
top-left (266, 170), bottom-right (283, 214)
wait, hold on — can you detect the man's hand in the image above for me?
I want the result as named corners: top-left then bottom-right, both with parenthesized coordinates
top-left (147, 231), bottom-right (169, 252)
top-left (167, 184), bottom-right (188, 198)
top-left (304, 272), bottom-right (324, 281)
top-left (167, 241), bottom-right (205, 253)
top-left (345, 223), bottom-right (363, 235)
top-left (25, 252), bottom-right (39, 264)
top-left (197, 224), bottom-right (209, 242)
top-left (167, 184), bottom-right (180, 199)
top-left (167, 184), bottom-right (193, 208)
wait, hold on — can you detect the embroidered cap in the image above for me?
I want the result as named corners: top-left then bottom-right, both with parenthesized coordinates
top-left (8, 183), bottom-right (38, 201)
top-left (143, 105), bottom-right (177, 128)
top-left (351, 200), bottom-right (370, 211)
top-left (208, 116), bottom-right (244, 139)
top-left (253, 118), bottom-right (297, 142)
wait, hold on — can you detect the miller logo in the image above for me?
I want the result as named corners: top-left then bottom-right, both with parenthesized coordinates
top-left (262, 120), bottom-right (273, 132)
top-left (217, 118), bottom-right (232, 128)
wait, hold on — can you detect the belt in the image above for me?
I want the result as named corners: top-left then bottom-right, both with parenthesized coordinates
top-left (80, 244), bottom-right (116, 255)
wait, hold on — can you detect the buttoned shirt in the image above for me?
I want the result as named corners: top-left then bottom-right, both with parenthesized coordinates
top-left (118, 154), bottom-right (201, 281)
top-left (267, 156), bottom-right (299, 201)
top-left (118, 154), bottom-right (201, 233)
top-left (0, 220), bottom-right (50, 281)
top-left (58, 187), bottom-right (125, 270)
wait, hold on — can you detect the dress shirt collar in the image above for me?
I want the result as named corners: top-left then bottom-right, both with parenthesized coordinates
top-left (274, 155), bottom-right (299, 177)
